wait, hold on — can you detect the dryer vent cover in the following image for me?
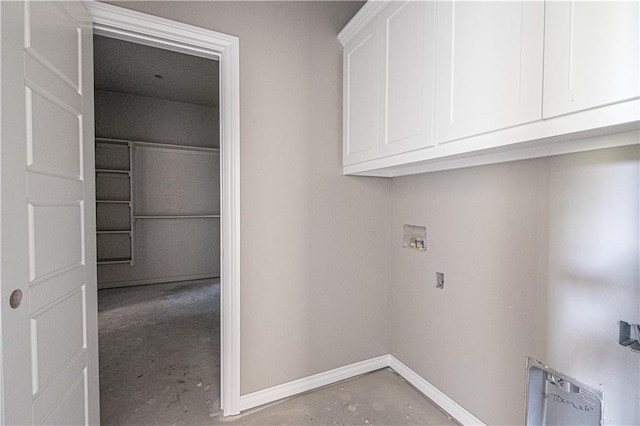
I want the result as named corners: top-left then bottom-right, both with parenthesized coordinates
top-left (525, 358), bottom-right (603, 426)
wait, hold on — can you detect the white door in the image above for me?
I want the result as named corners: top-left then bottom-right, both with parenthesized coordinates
top-left (0, 1), bottom-right (99, 424)
top-left (435, 0), bottom-right (544, 144)
top-left (379, 0), bottom-right (435, 157)
top-left (543, 1), bottom-right (640, 118)
top-left (343, 17), bottom-right (381, 166)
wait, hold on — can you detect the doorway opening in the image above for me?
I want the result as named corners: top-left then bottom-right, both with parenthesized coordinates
top-left (87, 1), bottom-right (241, 418)
top-left (93, 33), bottom-right (222, 423)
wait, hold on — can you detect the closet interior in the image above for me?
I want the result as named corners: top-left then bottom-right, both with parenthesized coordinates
top-left (93, 35), bottom-right (221, 289)
top-left (93, 34), bottom-right (223, 424)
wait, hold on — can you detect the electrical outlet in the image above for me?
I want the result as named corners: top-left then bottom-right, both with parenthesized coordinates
top-left (436, 272), bottom-right (444, 289)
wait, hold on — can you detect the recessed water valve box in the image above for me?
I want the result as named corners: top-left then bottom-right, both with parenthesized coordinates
top-left (402, 224), bottom-right (426, 251)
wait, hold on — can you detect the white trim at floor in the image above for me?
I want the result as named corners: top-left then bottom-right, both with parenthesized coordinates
top-left (238, 354), bottom-right (485, 426)
top-left (388, 356), bottom-right (485, 426)
top-left (98, 274), bottom-right (220, 290)
top-left (239, 355), bottom-right (390, 412)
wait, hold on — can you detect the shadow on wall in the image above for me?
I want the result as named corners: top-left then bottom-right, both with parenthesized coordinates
top-left (389, 142), bottom-right (639, 426)
top-left (545, 145), bottom-right (640, 426)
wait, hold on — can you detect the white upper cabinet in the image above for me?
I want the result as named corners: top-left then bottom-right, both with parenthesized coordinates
top-left (435, 1), bottom-right (545, 143)
top-left (543, 1), bottom-right (640, 118)
top-left (379, 1), bottom-right (436, 156)
top-left (339, 1), bottom-right (639, 177)
top-left (341, 1), bottom-right (435, 165)
top-left (343, 17), bottom-right (380, 165)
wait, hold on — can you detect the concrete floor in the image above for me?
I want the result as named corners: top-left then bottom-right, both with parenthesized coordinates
top-left (98, 279), bottom-right (458, 425)
top-left (99, 279), bottom-right (221, 425)
top-left (215, 369), bottom-right (458, 426)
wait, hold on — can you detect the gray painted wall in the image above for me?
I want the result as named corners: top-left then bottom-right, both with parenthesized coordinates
top-left (95, 90), bottom-right (221, 288)
top-left (390, 141), bottom-right (640, 425)
top-left (105, 1), bottom-right (391, 395)
top-left (95, 90), bottom-right (219, 148)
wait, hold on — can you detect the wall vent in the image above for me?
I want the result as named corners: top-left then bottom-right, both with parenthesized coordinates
top-left (525, 358), bottom-right (603, 425)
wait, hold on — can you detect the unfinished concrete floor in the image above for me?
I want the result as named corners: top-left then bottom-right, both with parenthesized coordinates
top-left (99, 279), bottom-right (221, 425)
top-left (99, 279), bottom-right (458, 425)
top-left (215, 368), bottom-right (458, 426)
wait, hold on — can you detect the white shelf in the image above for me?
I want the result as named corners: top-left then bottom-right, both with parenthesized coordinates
top-left (96, 137), bottom-right (219, 153)
top-left (96, 200), bottom-right (131, 204)
top-left (95, 139), bottom-right (135, 267)
top-left (96, 138), bottom-right (129, 146)
top-left (133, 214), bottom-right (220, 219)
top-left (97, 230), bottom-right (131, 234)
top-left (97, 258), bottom-right (132, 265)
top-left (96, 169), bottom-right (130, 175)
top-left (96, 137), bottom-right (218, 269)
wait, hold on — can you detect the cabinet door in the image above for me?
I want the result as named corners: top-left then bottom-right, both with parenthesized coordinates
top-left (343, 18), bottom-right (380, 165)
top-left (379, 0), bottom-right (436, 156)
top-left (543, 1), bottom-right (640, 118)
top-left (436, 1), bottom-right (544, 143)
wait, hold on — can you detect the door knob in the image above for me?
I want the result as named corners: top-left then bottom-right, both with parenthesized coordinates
top-left (9, 289), bottom-right (22, 309)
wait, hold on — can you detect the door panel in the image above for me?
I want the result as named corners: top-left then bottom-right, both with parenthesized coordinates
top-left (28, 88), bottom-right (82, 177)
top-left (25, 0), bottom-right (80, 90)
top-left (543, 1), bottom-right (640, 118)
top-left (436, 1), bottom-right (544, 143)
top-left (29, 204), bottom-right (83, 280)
top-left (1, 1), bottom-right (98, 424)
top-left (380, 0), bottom-right (435, 156)
top-left (32, 354), bottom-right (87, 425)
top-left (30, 267), bottom-right (85, 314)
top-left (41, 375), bottom-right (87, 426)
top-left (32, 289), bottom-right (85, 390)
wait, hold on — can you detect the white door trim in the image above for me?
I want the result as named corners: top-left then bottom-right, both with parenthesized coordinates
top-left (84, 1), bottom-right (242, 416)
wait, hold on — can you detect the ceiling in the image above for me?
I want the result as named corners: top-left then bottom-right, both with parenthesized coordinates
top-left (93, 35), bottom-right (219, 107)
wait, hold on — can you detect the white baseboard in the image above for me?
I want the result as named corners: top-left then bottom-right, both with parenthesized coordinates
top-left (239, 355), bottom-right (391, 411)
top-left (237, 354), bottom-right (485, 426)
top-left (97, 273), bottom-right (219, 289)
top-left (389, 356), bottom-right (485, 426)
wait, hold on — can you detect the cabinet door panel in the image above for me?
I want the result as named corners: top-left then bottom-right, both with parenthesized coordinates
top-left (380, 0), bottom-right (435, 156)
top-left (343, 18), bottom-right (380, 165)
top-left (436, 1), bottom-right (544, 143)
top-left (543, 1), bottom-right (640, 118)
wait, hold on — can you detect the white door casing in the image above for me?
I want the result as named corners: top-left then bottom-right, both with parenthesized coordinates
top-left (1, 0), bottom-right (242, 421)
top-left (85, 2), bottom-right (242, 416)
top-left (0, 1), bottom-right (99, 424)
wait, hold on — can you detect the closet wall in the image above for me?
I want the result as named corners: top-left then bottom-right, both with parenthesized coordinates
top-left (95, 89), bottom-right (220, 289)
